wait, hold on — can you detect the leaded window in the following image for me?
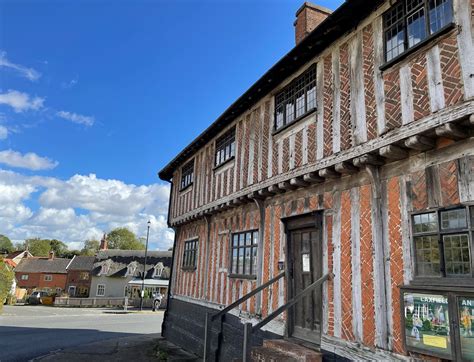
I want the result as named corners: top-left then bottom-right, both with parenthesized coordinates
top-left (413, 206), bottom-right (474, 278)
top-left (182, 239), bottom-right (198, 270)
top-left (230, 230), bottom-right (258, 278)
top-left (215, 128), bottom-right (235, 167)
top-left (180, 160), bottom-right (194, 190)
top-left (275, 65), bottom-right (316, 131)
top-left (383, 0), bottom-right (453, 62)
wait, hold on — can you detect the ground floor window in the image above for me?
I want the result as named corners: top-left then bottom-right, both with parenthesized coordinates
top-left (402, 289), bottom-right (474, 360)
top-left (77, 287), bottom-right (89, 297)
top-left (182, 239), bottom-right (198, 270)
top-left (97, 284), bottom-right (105, 296)
top-left (230, 230), bottom-right (258, 278)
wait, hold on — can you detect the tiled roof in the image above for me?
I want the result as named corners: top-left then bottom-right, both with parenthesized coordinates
top-left (15, 257), bottom-right (70, 274)
top-left (66, 256), bottom-right (96, 271)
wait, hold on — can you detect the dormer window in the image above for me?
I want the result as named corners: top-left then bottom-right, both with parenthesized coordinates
top-left (154, 264), bottom-right (164, 278)
top-left (180, 160), bottom-right (194, 190)
top-left (126, 264), bottom-right (136, 276)
top-left (274, 65), bottom-right (316, 132)
top-left (100, 264), bottom-right (109, 275)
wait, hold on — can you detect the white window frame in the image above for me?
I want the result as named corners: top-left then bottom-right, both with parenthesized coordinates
top-left (97, 284), bottom-right (105, 296)
top-left (44, 274), bottom-right (52, 281)
top-left (21, 274), bottom-right (29, 280)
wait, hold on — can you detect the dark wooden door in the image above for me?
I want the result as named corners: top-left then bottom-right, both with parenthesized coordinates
top-left (288, 221), bottom-right (322, 344)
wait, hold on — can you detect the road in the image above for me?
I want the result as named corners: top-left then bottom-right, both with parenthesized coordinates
top-left (0, 305), bottom-right (164, 362)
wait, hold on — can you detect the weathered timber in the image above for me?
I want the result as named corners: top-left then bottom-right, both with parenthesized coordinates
top-left (319, 167), bottom-right (340, 179)
top-left (290, 177), bottom-right (309, 188)
top-left (435, 123), bottom-right (468, 140)
top-left (268, 184), bottom-right (286, 194)
top-left (258, 187), bottom-right (275, 198)
top-left (379, 145), bottom-right (408, 160)
top-left (404, 135), bottom-right (435, 151)
top-left (353, 154), bottom-right (384, 167)
top-left (334, 161), bottom-right (359, 174)
top-left (303, 172), bottom-right (324, 183)
top-left (278, 181), bottom-right (297, 191)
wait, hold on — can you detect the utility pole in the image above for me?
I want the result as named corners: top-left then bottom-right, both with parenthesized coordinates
top-left (140, 220), bottom-right (151, 311)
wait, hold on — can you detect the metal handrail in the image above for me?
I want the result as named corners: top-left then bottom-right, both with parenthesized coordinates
top-left (203, 271), bottom-right (285, 361)
top-left (242, 272), bottom-right (334, 362)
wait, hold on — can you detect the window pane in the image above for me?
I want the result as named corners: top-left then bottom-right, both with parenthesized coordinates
top-left (232, 248), bottom-right (238, 273)
top-left (253, 232), bottom-right (258, 246)
top-left (238, 248), bottom-right (245, 274)
top-left (307, 86), bottom-right (316, 110)
top-left (429, 0), bottom-right (453, 34)
top-left (403, 292), bottom-right (452, 358)
top-left (407, 8), bottom-right (427, 47)
top-left (233, 234), bottom-right (239, 247)
top-left (413, 212), bottom-right (438, 233)
top-left (239, 233), bottom-right (245, 247)
top-left (443, 234), bottom-right (471, 276)
top-left (245, 232), bottom-right (252, 246)
top-left (415, 235), bottom-right (441, 276)
top-left (441, 208), bottom-right (467, 230)
top-left (251, 246), bottom-right (257, 275)
top-left (385, 23), bottom-right (406, 61)
top-left (245, 248), bottom-right (251, 275)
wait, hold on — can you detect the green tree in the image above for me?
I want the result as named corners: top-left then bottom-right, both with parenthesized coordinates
top-left (0, 235), bottom-right (14, 254)
top-left (0, 258), bottom-right (14, 312)
top-left (50, 239), bottom-right (68, 257)
top-left (107, 228), bottom-right (145, 250)
top-left (25, 238), bottom-right (51, 257)
top-left (80, 239), bottom-right (100, 256)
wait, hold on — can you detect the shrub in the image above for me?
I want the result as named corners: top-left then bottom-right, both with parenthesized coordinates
top-left (0, 258), bottom-right (14, 312)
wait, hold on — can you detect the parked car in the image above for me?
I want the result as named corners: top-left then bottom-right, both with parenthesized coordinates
top-left (27, 291), bottom-right (49, 305)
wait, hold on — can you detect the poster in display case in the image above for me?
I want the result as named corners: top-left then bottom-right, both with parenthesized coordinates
top-left (459, 297), bottom-right (474, 360)
top-left (403, 292), bottom-right (452, 358)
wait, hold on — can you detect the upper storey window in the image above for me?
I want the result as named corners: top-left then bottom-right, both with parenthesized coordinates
top-left (180, 160), bottom-right (194, 190)
top-left (215, 128), bottom-right (235, 167)
top-left (384, 0), bottom-right (453, 62)
top-left (275, 65), bottom-right (316, 132)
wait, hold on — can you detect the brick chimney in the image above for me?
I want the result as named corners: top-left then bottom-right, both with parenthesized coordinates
top-left (100, 233), bottom-right (108, 250)
top-left (49, 250), bottom-right (54, 259)
top-left (294, 2), bottom-right (332, 45)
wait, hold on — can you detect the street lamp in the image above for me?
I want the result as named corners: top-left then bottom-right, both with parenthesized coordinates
top-left (140, 220), bottom-right (151, 311)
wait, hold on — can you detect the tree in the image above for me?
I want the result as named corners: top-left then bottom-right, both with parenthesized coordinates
top-left (80, 239), bottom-right (100, 256)
top-left (107, 228), bottom-right (145, 250)
top-left (0, 258), bottom-right (14, 312)
top-left (25, 238), bottom-right (51, 257)
top-left (50, 239), bottom-right (68, 257)
top-left (0, 235), bottom-right (14, 254)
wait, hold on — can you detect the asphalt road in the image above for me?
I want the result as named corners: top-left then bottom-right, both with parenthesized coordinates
top-left (0, 305), bottom-right (164, 362)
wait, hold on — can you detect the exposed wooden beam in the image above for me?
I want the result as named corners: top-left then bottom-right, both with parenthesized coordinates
top-left (290, 177), bottom-right (309, 188)
top-left (469, 114), bottom-right (474, 125)
top-left (247, 191), bottom-right (264, 200)
top-left (258, 187), bottom-right (276, 198)
top-left (353, 154), bottom-right (384, 167)
top-left (268, 184), bottom-right (286, 194)
top-left (335, 161), bottom-right (359, 175)
top-left (435, 123), bottom-right (468, 140)
top-left (404, 135), bottom-right (435, 151)
top-left (303, 172), bottom-right (324, 183)
top-left (278, 181), bottom-right (297, 191)
top-left (319, 167), bottom-right (340, 179)
top-left (379, 145), bottom-right (409, 160)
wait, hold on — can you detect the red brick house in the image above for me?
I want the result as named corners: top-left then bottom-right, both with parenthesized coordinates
top-left (65, 255), bottom-right (95, 297)
top-left (158, 0), bottom-right (474, 360)
top-left (15, 252), bottom-right (70, 294)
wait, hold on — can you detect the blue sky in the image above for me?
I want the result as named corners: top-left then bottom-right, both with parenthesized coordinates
top-left (0, 0), bottom-right (342, 250)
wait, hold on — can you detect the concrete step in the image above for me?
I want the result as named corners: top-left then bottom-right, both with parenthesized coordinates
top-left (261, 339), bottom-right (322, 362)
top-left (251, 346), bottom-right (299, 362)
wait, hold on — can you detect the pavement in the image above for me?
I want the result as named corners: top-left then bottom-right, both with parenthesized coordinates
top-left (0, 305), bottom-right (165, 361)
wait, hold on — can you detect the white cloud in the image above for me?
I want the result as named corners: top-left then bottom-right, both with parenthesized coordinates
top-left (0, 150), bottom-right (58, 170)
top-left (0, 90), bottom-right (44, 113)
top-left (0, 125), bottom-right (8, 140)
top-left (56, 111), bottom-right (94, 126)
top-left (61, 77), bottom-right (78, 89)
top-left (0, 51), bottom-right (41, 81)
top-left (0, 170), bottom-right (173, 251)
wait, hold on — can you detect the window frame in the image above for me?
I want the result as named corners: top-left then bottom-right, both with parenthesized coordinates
top-left (229, 230), bottom-right (259, 280)
top-left (182, 239), bottom-right (198, 271)
top-left (214, 127), bottom-right (236, 169)
top-left (97, 284), bottom-right (105, 296)
top-left (21, 274), bottom-right (28, 280)
top-left (273, 64), bottom-right (317, 133)
top-left (44, 274), bottom-right (53, 282)
top-left (180, 159), bottom-right (194, 191)
top-left (382, 0), bottom-right (454, 69)
top-left (79, 272), bottom-right (89, 280)
top-left (411, 205), bottom-right (474, 283)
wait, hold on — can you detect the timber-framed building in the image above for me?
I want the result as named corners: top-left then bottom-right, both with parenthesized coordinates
top-left (159, 0), bottom-right (474, 360)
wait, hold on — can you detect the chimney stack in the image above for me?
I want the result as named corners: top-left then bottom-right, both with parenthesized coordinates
top-left (100, 233), bottom-right (108, 250)
top-left (294, 2), bottom-right (332, 45)
top-left (49, 250), bottom-right (54, 260)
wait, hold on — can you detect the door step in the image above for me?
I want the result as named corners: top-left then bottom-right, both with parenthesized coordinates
top-left (251, 339), bottom-right (322, 362)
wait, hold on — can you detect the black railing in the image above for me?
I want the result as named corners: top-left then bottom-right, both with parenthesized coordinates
top-left (242, 272), bottom-right (334, 362)
top-left (203, 271), bottom-right (286, 362)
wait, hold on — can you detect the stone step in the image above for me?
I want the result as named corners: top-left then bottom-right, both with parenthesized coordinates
top-left (262, 339), bottom-right (322, 362)
top-left (251, 346), bottom-right (299, 362)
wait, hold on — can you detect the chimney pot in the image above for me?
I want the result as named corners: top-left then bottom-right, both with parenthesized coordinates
top-left (49, 250), bottom-right (54, 259)
top-left (294, 2), bottom-right (332, 45)
top-left (100, 233), bottom-right (108, 250)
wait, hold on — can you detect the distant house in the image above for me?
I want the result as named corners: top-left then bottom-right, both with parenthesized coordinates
top-left (90, 250), bottom-right (172, 298)
top-left (65, 255), bottom-right (96, 297)
top-left (5, 250), bottom-right (33, 268)
top-left (15, 251), bottom-right (70, 294)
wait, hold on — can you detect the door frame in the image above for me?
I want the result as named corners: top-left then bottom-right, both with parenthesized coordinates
top-left (282, 211), bottom-right (323, 342)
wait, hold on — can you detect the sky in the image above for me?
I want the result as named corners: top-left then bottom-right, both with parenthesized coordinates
top-left (0, 0), bottom-right (343, 251)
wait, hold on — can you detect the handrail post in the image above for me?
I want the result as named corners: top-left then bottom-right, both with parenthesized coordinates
top-left (203, 312), bottom-right (210, 362)
top-left (242, 322), bottom-right (252, 362)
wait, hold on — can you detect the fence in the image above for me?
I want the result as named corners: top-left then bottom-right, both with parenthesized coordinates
top-left (54, 297), bottom-right (127, 308)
